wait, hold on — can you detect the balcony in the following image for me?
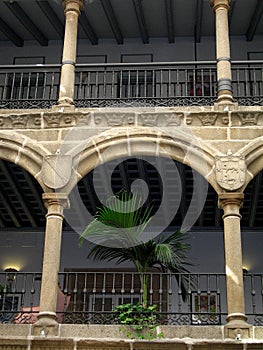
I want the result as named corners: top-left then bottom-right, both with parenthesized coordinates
top-left (0, 271), bottom-right (262, 326)
top-left (0, 61), bottom-right (262, 110)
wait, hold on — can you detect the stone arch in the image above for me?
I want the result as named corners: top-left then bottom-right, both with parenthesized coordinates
top-left (236, 136), bottom-right (263, 188)
top-left (63, 127), bottom-right (220, 193)
top-left (0, 131), bottom-right (49, 191)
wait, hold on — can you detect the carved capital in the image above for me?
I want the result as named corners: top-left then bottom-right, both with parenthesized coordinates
top-left (218, 193), bottom-right (244, 214)
top-left (210, 0), bottom-right (230, 11)
top-left (62, 0), bottom-right (84, 14)
top-left (42, 193), bottom-right (69, 213)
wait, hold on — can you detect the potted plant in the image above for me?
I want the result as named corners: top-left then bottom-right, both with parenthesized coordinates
top-left (80, 191), bottom-right (193, 338)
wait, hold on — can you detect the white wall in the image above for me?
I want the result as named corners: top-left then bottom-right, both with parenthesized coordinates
top-left (0, 229), bottom-right (261, 274)
top-left (0, 35), bottom-right (262, 65)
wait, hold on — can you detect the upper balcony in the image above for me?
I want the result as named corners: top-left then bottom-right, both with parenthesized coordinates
top-left (0, 60), bottom-right (262, 110)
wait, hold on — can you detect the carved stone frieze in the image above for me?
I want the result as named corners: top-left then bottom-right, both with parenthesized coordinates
top-left (186, 112), bottom-right (229, 126)
top-left (231, 112), bottom-right (262, 126)
top-left (215, 153), bottom-right (246, 190)
top-left (138, 113), bottom-right (183, 127)
top-left (94, 113), bottom-right (135, 126)
top-left (0, 112), bottom-right (91, 129)
top-left (10, 114), bottom-right (29, 128)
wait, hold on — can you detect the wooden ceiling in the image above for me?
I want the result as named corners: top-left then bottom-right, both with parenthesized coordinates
top-left (0, 157), bottom-right (262, 232)
top-left (0, 0), bottom-right (262, 46)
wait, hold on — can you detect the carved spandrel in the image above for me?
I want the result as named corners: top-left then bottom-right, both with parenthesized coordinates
top-left (215, 154), bottom-right (246, 191)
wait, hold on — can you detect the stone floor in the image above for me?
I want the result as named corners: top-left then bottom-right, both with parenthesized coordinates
top-left (0, 325), bottom-right (263, 349)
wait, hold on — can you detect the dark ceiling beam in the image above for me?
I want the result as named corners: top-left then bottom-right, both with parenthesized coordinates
top-left (165, 0), bottom-right (174, 44)
top-left (79, 12), bottom-right (98, 45)
top-left (118, 162), bottom-right (130, 193)
top-left (178, 164), bottom-right (187, 224)
top-left (36, 0), bottom-right (64, 38)
top-left (0, 190), bottom-right (21, 228)
top-left (228, 0), bottom-right (236, 28)
top-left (0, 16), bottom-right (24, 46)
top-left (0, 217), bottom-right (4, 228)
top-left (0, 161), bottom-right (37, 227)
top-left (82, 176), bottom-right (97, 214)
top-left (4, 1), bottom-right (48, 46)
top-left (214, 200), bottom-right (222, 227)
top-left (246, 0), bottom-right (263, 42)
top-left (248, 172), bottom-right (262, 227)
top-left (100, 0), bottom-right (123, 44)
top-left (195, 0), bottom-right (203, 43)
top-left (21, 169), bottom-right (46, 216)
top-left (132, 0), bottom-right (149, 44)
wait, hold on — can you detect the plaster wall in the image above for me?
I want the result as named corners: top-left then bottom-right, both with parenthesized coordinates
top-left (0, 230), bottom-right (260, 274)
top-left (0, 35), bottom-right (262, 65)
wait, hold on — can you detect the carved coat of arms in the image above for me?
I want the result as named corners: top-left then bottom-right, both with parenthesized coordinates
top-left (41, 155), bottom-right (72, 189)
top-left (215, 155), bottom-right (246, 190)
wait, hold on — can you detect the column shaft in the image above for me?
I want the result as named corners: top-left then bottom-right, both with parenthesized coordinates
top-left (218, 193), bottom-right (251, 338)
top-left (210, 0), bottom-right (233, 103)
top-left (58, 0), bottom-right (83, 105)
top-left (34, 193), bottom-right (68, 332)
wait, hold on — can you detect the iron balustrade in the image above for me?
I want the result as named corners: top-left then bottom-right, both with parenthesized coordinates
top-left (0, 64), bottom-right (60, 109)
top-left (0, 61), bottom-right (262, 109)
top-left (0, 272), bottom-right (41, 323)
top-left (244, 273), bottom-right (263, 326)
top-left (1, 271), bottom-right (227, 325)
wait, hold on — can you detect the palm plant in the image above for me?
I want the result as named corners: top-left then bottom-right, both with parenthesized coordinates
top-left (80, 191), bottom-right (192, 307)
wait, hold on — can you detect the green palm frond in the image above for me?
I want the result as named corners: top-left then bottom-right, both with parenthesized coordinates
top-left (80, 190), bottom-right (194, 304)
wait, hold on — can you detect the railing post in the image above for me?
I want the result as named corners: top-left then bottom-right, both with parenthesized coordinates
top-left (57, 0), bottom-right (84, 106)
top-left (210, 0), bottom-right (233, 104)
top-left (218, 193), bottom-right (252, 339)
top-left (33, 193), bottom-right (69, 336)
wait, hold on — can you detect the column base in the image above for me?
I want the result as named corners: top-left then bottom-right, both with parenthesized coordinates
top-left (51, 102), bottom-right (76, 113)
top-left (224, 313), bottom-right (252, 339)
top-left (214, 100), bottom-right (238, 112)
top-left (32, 312), bottom-right (59, 337)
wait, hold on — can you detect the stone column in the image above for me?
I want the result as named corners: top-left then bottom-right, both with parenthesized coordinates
top-left (218, 193), bottom-right (251, 339)
top-left (33, 193), bottom-right (69, 336)
top-left (210, 0), bottom-right (233, 103)
top-left (57, 0), bottom-right (84, 106)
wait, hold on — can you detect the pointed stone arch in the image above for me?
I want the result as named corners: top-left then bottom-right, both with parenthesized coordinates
top-left (236, 136), bottom-right (263, 188)
top-left (0, 131), bottom-right (49, 191)
top-left (62, 126), bottom-right (220, 193)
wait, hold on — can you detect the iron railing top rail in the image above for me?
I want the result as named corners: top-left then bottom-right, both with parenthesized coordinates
top-left (0, 59), bottom-right (262, 70)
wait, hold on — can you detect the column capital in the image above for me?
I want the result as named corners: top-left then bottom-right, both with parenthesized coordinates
top-left (218, 192), bottom-right (244, 211)
top-left (62, 0), bottom-right (84, 14)
top-left (210, 0), bottom-right (230, 11)
top-left (42, 193), bottom-right (69, 210)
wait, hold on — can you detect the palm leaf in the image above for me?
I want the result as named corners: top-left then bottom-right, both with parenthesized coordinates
top-left (80, 190), bottom-right (194, 304)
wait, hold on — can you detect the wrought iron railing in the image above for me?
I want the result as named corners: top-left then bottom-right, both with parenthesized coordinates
top-left (244, 273), bottom-right (263, 326)
top-left (0, 61), bottom-right (262, 109)
top-left (0, 271), bottom-right (228, 325)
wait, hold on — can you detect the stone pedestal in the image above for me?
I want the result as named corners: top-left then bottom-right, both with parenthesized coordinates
top-left (218, 193), bottom-right (252, 339)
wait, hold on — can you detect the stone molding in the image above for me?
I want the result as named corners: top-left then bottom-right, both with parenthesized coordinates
top-left (0, 109), bottom-right (262, 130)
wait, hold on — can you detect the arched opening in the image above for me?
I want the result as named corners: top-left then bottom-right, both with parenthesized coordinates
top-left (60, 155), bottom-right (227, 325)
top-left (0, 159), bottom-right (45, 324)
